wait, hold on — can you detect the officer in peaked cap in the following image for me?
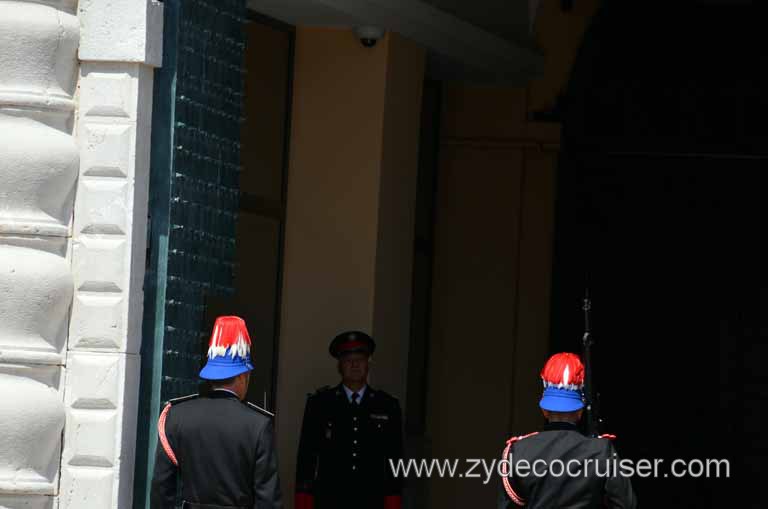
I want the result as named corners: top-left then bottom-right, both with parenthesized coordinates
top-left (150, 316), bottom-right (282, 509)
top-left (295, 331), bottom-right (404, 509)
top-left (498, 352), bottom-right (636, 509)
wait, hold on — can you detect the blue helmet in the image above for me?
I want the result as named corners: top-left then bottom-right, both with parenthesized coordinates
top-left (199, 316), bottom-right (254, 380)
top-left (539, 352), bottom-right (585, 412)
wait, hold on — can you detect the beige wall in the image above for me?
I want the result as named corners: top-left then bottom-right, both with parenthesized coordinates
top-left (373, 34), bottom-right (426, 396)
top-left (425, 85), bottom-right (559, 509)
top-left (508, 149), bottom-right (558, 434)
top-left (275, 27), bottom-right (425, 506)
top-left (422, 4), bottom-right (602, 504)
top-left (273, 5), bottom-right (598, 506)
top-left (426, 144), bottom-right (527, 508)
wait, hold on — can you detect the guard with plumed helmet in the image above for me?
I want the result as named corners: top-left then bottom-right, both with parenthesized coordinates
top-left (150, 316), bottom-right (282, 509)
top-left (498, 352), bottom-right (637, 508)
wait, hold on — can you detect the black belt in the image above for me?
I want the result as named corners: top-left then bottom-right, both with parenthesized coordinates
top-left (181, 502), bottom-right (248, 509)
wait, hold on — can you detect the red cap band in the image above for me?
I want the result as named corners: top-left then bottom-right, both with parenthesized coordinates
top-left (337, 340), bottom-right (367, 353)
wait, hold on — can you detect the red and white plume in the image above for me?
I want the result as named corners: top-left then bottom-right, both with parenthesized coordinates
top-left (207, 316), bottom-right (252, 360)
top-left (540, 352), bottom-right (585, 391)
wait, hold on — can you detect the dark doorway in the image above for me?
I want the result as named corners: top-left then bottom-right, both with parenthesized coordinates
top-left (551, 161), bottom-right (765, 507)
top-left (551, 1), bottom-right (767, 506)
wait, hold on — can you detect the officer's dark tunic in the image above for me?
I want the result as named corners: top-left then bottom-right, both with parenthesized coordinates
top-left (498, 422), bottom-right (636, 509)
top-left (151, 391), bottom-right (282, 509)
top-left (295, 384), bottom-right (403, 509)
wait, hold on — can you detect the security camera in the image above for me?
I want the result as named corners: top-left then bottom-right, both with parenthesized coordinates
top-left (353, 26), bottom-right (385, 48)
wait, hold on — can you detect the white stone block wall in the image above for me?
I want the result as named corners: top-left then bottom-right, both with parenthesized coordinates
top-left (0, 0), bottom-right (79, 507)
top-left (0, 1), bottom-right (163, 508)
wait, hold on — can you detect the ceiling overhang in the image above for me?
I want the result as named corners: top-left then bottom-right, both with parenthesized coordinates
top-left (248, 0), bottom-right (544, 84)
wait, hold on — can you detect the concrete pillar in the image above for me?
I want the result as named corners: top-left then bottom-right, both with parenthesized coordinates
top-left (275, 28), bottom-right (425, 505)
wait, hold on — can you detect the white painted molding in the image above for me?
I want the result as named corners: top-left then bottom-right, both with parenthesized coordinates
top-left (70, 62), bottom-right (154, 355)
top-left (62, 10), bottom-right (159, 509)
top-left (78, 0), bottom-right (165, 67)
top-left (60, 352), bottom-right (140, 509)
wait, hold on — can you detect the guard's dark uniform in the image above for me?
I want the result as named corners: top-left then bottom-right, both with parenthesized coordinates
top-left (498, 422), bottom-right (636, 509)
top-left (295, 384), bottom-right (403, 509)
top-left (151, 391), bottom-right (282, 509)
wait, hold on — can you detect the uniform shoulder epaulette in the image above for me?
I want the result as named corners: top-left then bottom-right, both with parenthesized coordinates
top-left (167, 393), bottom-right (198, 406)
top-left (245, 401), bottom-right (275, 417)
top-left (504, 431), bottom-right (539, 447)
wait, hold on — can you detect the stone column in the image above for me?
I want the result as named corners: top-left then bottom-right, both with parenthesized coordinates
top-left (0, 1), bottom-right (79, 508)
top-left (57, 2), bottom-right (163, 508)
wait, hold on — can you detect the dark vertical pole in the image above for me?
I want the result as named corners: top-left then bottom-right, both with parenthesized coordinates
top-left (405, 80), bottom-right (442, 437)
top-left (581, 290), bottom-right (597, 437)
top-left (269, 16), bottom-right (296, 414)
